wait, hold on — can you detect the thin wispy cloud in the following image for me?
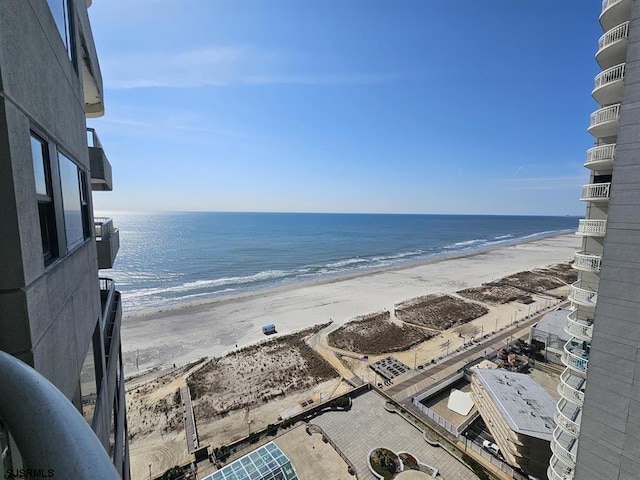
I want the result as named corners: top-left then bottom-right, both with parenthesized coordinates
top-left (101, 46), bottom-right (410, 89)
top-left (500, 175), bottom-right (586, 191)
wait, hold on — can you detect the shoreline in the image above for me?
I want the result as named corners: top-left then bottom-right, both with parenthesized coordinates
top-left (123, 229), bottom-right (574, 320)
top-left (121, 232), bottom-right (580, 376)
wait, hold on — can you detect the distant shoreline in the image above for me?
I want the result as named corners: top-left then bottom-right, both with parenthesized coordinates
top-left (124, 229), bottom-right (574, 320)
top-left (120, 232), bottom-right (580, 376)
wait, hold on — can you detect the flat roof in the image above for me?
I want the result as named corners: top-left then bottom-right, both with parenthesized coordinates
top-left (473, 369), bottom-right (556, 441)
top-left (203, 442), bottom-right (298, 480)
top-left (532, 308), bottom-right (571, 342)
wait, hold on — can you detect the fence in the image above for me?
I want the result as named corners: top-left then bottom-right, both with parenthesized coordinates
top-left (461, 437), bottom-right (528, 480)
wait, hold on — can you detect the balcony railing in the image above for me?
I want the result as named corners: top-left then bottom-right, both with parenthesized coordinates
top-left (0, 351), bottom-right (120, 479)
top-left (552, 427), bottom-right (578, 466)
top-left (94, 217), bottom-right (120, 269)
top-left (593, 63), bottom-right (625, 105)
top-left (594, 63), bottom-right (625, 90)
top-left (565, 311), bottom-right (593, 341)
top-left (580, 182), bottom-right (611, 202)
top-left (562, 341), bottom-right (590, 373)
top-left (577, 219), bottom-right (607, 237)
top-left (548, 454), bottom-right (575, 480)
top-left (555, 399), bottom-right (582, 437)
top-left (87, 128), bottom-right (113, 191)
top-left (590, 102), bottom-right (620, 127)
top-left (585, 144), bottom-right (615, 168)
top-left (598, 21), bottom-right (629, 52)
top-left (573, 252), bottom-right (602, 272)
top-left (558, 369), bottom-right (586, 406)
top-left (569, 282), bottom-right (597, 308)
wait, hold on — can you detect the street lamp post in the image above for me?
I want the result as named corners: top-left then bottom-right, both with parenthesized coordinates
top-left (148, 463), bottom-right (152, 480)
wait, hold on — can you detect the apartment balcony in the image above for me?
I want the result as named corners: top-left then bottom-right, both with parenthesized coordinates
top-left (562, 340), bottom-right (590, 374)
top-left (87, 128), bottom-right (113, 191)
top-left (576, 219), bottom-right (607, 237)
top-left (592, 63), bottom-right (625, 105)
top-left (600, 0), bottom-right (632, 32)
top-left (565, 311), bottom-right (594, 342)
top-left (585, 144), bottom-right (615, 170)
top-left (554, 399), bottom-right (582, 437)
top-left (548, 454), bottom-right (575, 480)
top-left (95, 217), bottom-right (120, 269)
top-left (0, 351), bottom-right (120, 478)
top-left (588, 104), bottom-right (620, 138)
top-left (596, 22), bottom-right (629, 69)
top-left (580, 182), bottom-right (611, 202)
top-left (573, 252), bottom-right (602, 272)
top-left (569, 282), bottom-right (597, 308)
top-left (558, 369), bottom-right (586, 406)
top-left (551, 426), bottom-right (578, 466)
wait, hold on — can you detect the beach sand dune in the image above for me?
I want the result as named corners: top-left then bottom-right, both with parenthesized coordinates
top-left (121, 234), bottom-right (580, 376)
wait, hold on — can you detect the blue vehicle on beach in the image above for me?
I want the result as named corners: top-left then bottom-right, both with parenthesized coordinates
top-left (262, 324), bottom-right (276, 335)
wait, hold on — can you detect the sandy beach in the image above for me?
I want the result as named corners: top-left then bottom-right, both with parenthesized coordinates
top-left (121, 233), bottom-right (581, 376)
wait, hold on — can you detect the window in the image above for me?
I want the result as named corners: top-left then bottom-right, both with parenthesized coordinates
top-left (30, 134), bottom-right (59, 265)
top-left (47, 0), bottom-right (74, 61)
top-left (59, 152), bottom-right (90, 249)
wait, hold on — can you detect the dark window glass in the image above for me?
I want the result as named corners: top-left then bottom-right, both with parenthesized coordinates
top-left (30, 134), bottom-right (58, 264)
top-left (59, 152), bottom-right (84, 248)
top-left (46, 0), bottom-right (73, 60)
top-left (30, 137), bottom-right (48, 196)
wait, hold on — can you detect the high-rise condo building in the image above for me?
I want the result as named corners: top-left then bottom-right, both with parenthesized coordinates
top-left (0, 1), bottom-right (128, 478)
top-left (549, 1), bottom-right (640, 479)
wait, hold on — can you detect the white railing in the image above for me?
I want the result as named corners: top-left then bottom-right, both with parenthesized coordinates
top-left (573, 252), bottom-right (602, 272)
top-left (589, 104), bottom-right (620, 127)
top-left (555, 399), bottom-right (581, 437)
top-left (552, 427), bottom-right (578, 465)
top-left (569, 282), bottom-right (598, 307)
top-left (562, 342), bottom-right (589, 373)
top-left (594, 63), bottom-right (625, 90)
top-left (565, 311), bottom-right (593, 340)
top-left (598, 22), bottom-right (629, 51)
top-left (577, 219), bottom-right (607, 236)
top-left (581, 182), bottom-right (611, 201)
top-left (558, 369), bottom-right (585, 406)
top-left (586, 144), bottom-right (615, 166)
top-left (548, 454), bottom-right (575, 480)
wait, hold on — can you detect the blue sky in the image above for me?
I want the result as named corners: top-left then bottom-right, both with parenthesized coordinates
top-left (87, 1), bottom-right (603, 215)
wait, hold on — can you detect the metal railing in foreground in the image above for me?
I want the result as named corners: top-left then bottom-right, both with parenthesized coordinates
top-left (0, 350), bottom-right (119, 479)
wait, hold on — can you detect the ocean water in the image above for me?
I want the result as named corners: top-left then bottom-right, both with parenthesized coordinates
top-left (101, 212), bottom-right (579, 312)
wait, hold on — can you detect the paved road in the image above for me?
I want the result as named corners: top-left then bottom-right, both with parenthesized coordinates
top-left (384, 305), bottom-right (565, 400)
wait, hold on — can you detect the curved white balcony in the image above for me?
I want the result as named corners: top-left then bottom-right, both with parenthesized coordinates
top-left (548, 454), bottom-right (575, 480)
top-left (565, 311), bottom-right (594, 342)
top-left (585, 144), bottom-right (615, 169)
top-left (596, 22), bottom-right (629, 69)
top-left (600, 0), bottom-right (632, 32)
top-left (562, 340), bottom-right (589, 374)
top-left (558, 369), bottom-right (586, 406)
top-left (580, 182), bottom-right (611, 202)
top-left (593, 63), bottom-right (625, 105)
top-left (569, 282), bottom-right (598, 308)
top-left (588, 104), bottom-right (620, 138)
top-left (573, 252), bottom-right (602, 272)
top-left (552, 427), bottom-right (578, 466)
top-left (555, 399), bottom-right (582, 437)
top-left (577, 219), bottom-right (607, 237)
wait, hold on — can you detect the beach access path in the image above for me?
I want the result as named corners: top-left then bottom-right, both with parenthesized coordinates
top-left (121, 234), bottom-right (581, 376)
